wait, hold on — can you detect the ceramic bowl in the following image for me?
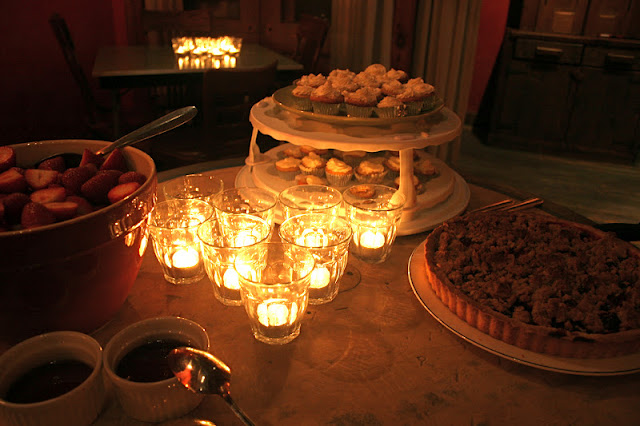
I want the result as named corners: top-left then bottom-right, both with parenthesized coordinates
top-left (103, 316), bottom-right (210, 423)
top-left (0, 331), bottom-right (106, 426)
top-left (0, 140), bottom-right (157, 346)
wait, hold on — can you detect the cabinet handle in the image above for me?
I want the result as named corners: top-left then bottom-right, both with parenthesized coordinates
top-left (535, 46), bottom-right (563, 58)
top-left (606, 53), bottom-right (634, 65)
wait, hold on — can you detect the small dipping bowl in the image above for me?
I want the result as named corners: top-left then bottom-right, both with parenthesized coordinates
top-left (0, 331), bottom-right (106, 426)
top-left (102, 316), bottom-right (210, 423)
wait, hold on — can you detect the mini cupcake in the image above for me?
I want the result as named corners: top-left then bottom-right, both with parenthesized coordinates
top-left (396, 86), bottom-right (424, 115)
top-left (310, 82), bottom-right (344, 115)
top-left (291, 84), bottom-right (313, 111)
top-left (295, 174), bottom-right (328, 186)
top-left (385, 68), bottom-right (409, 83)
top-left (275, 157), bottom-right (301, 180)
top-left (329, 75), bottom-right (360, 94)
top-left (406, 77), bottom-right (425, 86)
top-left (354, 72), bottom-right (382, 89)
top-left (339, 150), bottom-right (368, 167)
top-left (282, 145), bottom-right (304, 159)
top-left (325, 158), bottom-right (354, 187)
top-left (347, 184), bottom-right (376, 199)
top-left (299, 145), bottom-right (330, 158)
top-left (414, 158), bottom-right (438, 178)
top-left (297, 73), bottom-right (326, 88)
top-left (380, 80), bottom-right (405, 97)
top-left (329, 69), bottom-right (356, 80)
top-left (383, 155), bottom-right (401, 178)
top-left (364, 63), bottom-right (387, 76)
top-left (413, 82), bottom-right (437, 110)
top-left (376, 96), bottom-right (406, 118)
top-left (355, 160), bottom-right (388, 183)
top-left (343, 87), bottom-right (379, 118)
top-left (299, 152), bottom-right (327, 177)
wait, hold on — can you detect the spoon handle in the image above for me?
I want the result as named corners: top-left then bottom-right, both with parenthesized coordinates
top-left (222, 394), bottom-right (255, 426)
top-left (96, 106), bottom-right (198, 155)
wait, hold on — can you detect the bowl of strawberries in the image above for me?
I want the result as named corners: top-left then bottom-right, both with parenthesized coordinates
top-left (0, 139), bottom-right (157, 346)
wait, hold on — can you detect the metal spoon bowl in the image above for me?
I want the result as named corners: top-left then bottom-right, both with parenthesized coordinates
top-left (35, 106), bottom-right (198, 168)
top-left (167, 347), bottom-right (255, 426)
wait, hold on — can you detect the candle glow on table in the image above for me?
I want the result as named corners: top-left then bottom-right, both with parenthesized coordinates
top-left (310, 266), bottom-right (330, 289)
top-left (257, 301), bottom-right (296, 327)
top-left (360, 230), bottom-right (386, 249)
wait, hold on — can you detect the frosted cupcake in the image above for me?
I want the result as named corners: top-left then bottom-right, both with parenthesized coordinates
top-left (299, 152), bottom-right (327, 177)
top-left (282, 145), bottom-right (304, 159)
top-left (275, 157), bottom-right (301, 180)
top-left (300, 145), bottom-right (330, 158)
top-left (385, 68), bottom-right (409, 83)
top-left (329, 69), bottom-right (356, 80)
top-left (354, 72), bottom-right (382, 89)
top-left (381, 80), bottom-right (405, 97)
top-left (329, 75), bottom-right (359, 94)
top-left (414, 158), bottom-right (438, 178)
top-left (396, 86), bottom-right (424, 115)
top-left (291, 84), bottom-right (313, 111)
top-left (310, 82), bottom-right (344, 115)
top-left (406, 77), bottom-right (425, 86)
top-left (364, 63), bottom-right (387, 76)
top-left (376, 96), bottom-right (406, 118)
top-left (413, 82), bottom-right (437, 110)
top-left (355, 160), bottom-right (388, 183)
top-left (297, 73), bottom-right (326, 88)
top-left (383, 155), bottom-right (401, 178)
top-left (338, 150), bottom-right (368, 167)
top-left (343, 87), bottom-right (379, 118)
top-left (325, 158), bottom-right (354, 187)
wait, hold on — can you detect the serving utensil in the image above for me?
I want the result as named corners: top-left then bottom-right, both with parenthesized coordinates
top-left (469, 197), bottom-right (543, 214)
top-left (35, 106), bottom-right (198, 168)
top-left (167, 347), bottom-right (255, 426)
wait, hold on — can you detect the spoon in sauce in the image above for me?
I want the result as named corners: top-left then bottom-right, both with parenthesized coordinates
top-left (35, 106), bottom-right (198, 168)
top-left (167, 347), bottom-right (255, 426)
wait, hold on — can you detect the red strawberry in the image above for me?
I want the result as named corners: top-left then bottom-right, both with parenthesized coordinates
top-left (1, 192), bottom-right (30, 224)
top-left (100, 148), bottom-right (127, 172)
top-left (108, 182), bottom-right (141, 204)
top-left (21, 202), bottom-right (56, 229)
top-left (66, 195), bottom-right (94, 216)
top-left (44, 201), bottom-right (79, 221)
top-left (81, 172), bottom-right (120, 204)
top-left (0, 168), bottom-right (27, 193)
top-left (0, 146), bottom-right (16, 172)
top-left (61, 165), bottom-right (96, 194)
top-left (30, 187), bottom-right (67, 204)
top-left (79, 148), bottom-right (104, 168)
top-left (25, 169), bottom-right (60, 190)
top-left (38, 156), bottom-right (66, 172)
top-left (118, 171), bottom-right (147, 186)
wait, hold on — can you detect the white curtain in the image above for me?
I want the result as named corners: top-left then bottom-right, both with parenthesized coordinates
top-left (330, 0), bottom-right (482, 165)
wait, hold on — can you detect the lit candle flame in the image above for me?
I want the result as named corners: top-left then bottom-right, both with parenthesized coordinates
top-left (171, 247), bottom-right (200, 268)
top-left (360, 230), bottom-right (385, 249)
top-left (222, 268), bottom-right (240, 290)
top-left (310, 267), bottom-right (330, 289)
top-left (257, 301), bottom-right (296, 327)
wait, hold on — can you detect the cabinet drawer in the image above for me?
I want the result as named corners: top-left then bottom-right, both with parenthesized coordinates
top-left (583, 46), bottom-right (640, 70)
top-left (514, 38), bottom-right (583, 64)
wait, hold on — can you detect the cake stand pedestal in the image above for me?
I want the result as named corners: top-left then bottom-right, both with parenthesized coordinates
top-left (240, 97), bottom-right (469, 235)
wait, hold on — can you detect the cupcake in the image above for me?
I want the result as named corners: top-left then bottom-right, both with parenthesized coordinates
top-left (406, 77), bottom-right (425, 86)
top-left (396, 86), bottom-right (424, 115)
top-left (291, 84), bottom-right (313, 111)
top-left (413, 82), bottom-right (437, 110)
top-left (376, 96), bottom-right (406, 118)
top-left (275, 157), bottom-right (301, 180)
top-left (355, 160), bottom-right (388, 183)
top-left (295, 174), bottom-right (328, 186)
top-left (381, 80), bottom-right (405, 97)
top-left (364, 63), bottom-right (387, 76)
top-left (329, 75), bottom-right (360, 94)
top-left (310, 82), bottom-right (344, 115)
top-left (385, 68), bottom-right (409, 83)
top-left (383, 155), bottom-right (401, 178)
top-left (329, 69), bottom-right (356, 80)
top-left (297, 73), bottom-right (326, 88)
top-left (299, 152), bottom-right (327, 177)
top-left (414, 158), bottom-right (438, 178)
top-left (325, 158), bottom-right (354, 187)
top-left (347, 184), bottom-right (376, 199)
top-left (339, 150), bottom-right (368, 167)
top-left (282, 145), bottom-right (304, 159)
top-left (354, 72), bottom-right (382, 88)
top-left (343, 87), bottom-right (379, 118)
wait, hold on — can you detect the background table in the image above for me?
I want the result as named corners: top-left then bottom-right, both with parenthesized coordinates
top-left (90, 165), bottom-right (640, 426)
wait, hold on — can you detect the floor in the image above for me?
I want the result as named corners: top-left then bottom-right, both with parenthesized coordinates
top-left (149, 122), bottom-right (640, 226)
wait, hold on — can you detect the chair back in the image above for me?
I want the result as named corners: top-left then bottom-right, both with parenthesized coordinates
top-left (141, 9), bottom-right (212, 45)
top-left (293, 14), bottom-right (330, 74)
top-left (202, 60), bottom-right (278, 138)
top-left (49, 13), bottom-right (98, 125)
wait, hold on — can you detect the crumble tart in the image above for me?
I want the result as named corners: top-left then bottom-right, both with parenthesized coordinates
top-left (424, 211), bottom-right (640, 358)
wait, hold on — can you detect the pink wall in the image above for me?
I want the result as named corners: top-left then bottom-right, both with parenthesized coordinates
top-left (467, 0), bottom-right (510, 115)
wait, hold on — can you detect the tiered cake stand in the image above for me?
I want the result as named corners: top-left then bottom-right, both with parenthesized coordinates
top-left (236, 97), bottom-right (469, 235)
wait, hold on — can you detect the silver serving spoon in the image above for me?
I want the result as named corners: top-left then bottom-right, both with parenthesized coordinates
top-left (167, 347), bottom-right (255, 426)
top-left (35, 106), bottom-right (198, 168)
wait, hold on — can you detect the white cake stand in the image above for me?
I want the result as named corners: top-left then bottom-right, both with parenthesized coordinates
top-left (240, 97), bottom-right (469, 235)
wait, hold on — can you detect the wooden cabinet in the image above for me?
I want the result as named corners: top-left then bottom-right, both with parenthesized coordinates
top-left (488, 29), bottom-right (640, 163)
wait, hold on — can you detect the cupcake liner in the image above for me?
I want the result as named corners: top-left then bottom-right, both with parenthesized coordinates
top-left (299, 164), bottom-right (326, 177)
top-left (375, 105), bottom-right (407, 118)
top-left (292, 96), bottom-right (313, 111)
top-left (405, 101), bottom-right (424, 115)
top-left (326, 172), bottom-right (353, 187)
top-left (277, 169), bottom-right (299, 181)
top-left (312, 101), bottom-right (341, 115)
top-left (345, 104), bottom-right (374, 118)
top-left (422, 95), bottom-right (437, 111)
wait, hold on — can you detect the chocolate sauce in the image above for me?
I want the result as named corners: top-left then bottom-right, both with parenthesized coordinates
top-left (116, 338), bottom-right (187, 383)
top-left (4, 359), bottom-right (93, 404)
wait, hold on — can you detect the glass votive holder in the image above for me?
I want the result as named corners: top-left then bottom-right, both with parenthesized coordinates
top-left (279, 213), bottom-right (352, 304)
top-left (342, 184), bottom-right (406, 264)
top-left (213, 187), bottom-right (277, 233)
top-left (161, 173), bottom-right (224, 205)
top-left (278, 184), bottom-right (343, 221)
top-left (198, 215), bottom-right (271, 306)
top-left (149, 199), bottom-right (213, 285)
top-left (234, 242), bottom-right (315, 345)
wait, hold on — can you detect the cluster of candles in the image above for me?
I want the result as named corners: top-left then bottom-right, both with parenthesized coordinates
top-left (149, 176), bottom-right (406, 344)
top-left (172, 36), bottom-right (242, 70)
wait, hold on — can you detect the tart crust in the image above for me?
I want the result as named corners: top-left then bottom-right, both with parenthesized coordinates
top-left (424, 212), bottom-right (640, 358)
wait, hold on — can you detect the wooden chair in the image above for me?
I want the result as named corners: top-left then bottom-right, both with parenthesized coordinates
top-left (292, 14), bottom-right (330, 74)
top-left (49, 13), bottom-right (112, 139)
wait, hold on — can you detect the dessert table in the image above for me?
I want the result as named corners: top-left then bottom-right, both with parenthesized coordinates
top-left (89, 164), bottom-right (640, 426)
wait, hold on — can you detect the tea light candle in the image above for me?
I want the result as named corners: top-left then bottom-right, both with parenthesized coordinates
top-left (360, 230), bottom-right (385, 249)
top-left (234, 230), bottom-right (257, 247)
top-left (171, 247), bottom-right (200, 268)
top-left (223, 54), bottom-right (230, 67)
top-left (222, 268), bottom-right (241, 290)
top-left (310, 266), bottom-right (330, 289)
top-left (257, 301), bottom-right (295, 327)
top-left (297, 228), bottom-right (329, 247)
